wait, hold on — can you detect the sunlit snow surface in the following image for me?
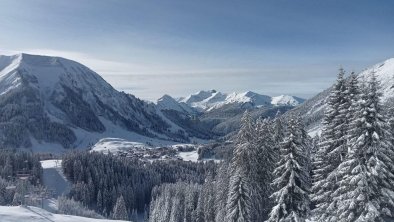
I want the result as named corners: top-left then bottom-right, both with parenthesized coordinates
top-left (41, 159), bottom-right (62, 169)
top-left (177, 151), bottom-right (199, 162)
top-left (90, 138), bottom-right (152, 154)
top-left (177, 90), bottom-right (303, 111)
top-left (0, 205), bottom-right (129, 222)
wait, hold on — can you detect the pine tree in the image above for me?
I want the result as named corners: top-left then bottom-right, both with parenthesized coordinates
top-left (226, 111), bottom-right (254, 222)
top-left (226, 168), bottom-right (250, 222)
top-left (332, 73), bottom-right (394, 221)
top-left (273, 111), bottom-right (285, 144)
top-left (312, 68), bottom-right (349, 219)
top-left (203, 173), bottom-right (216, 222)
top-left (215, 162), bottom-right (230, 222)
top-left (250, 118), bottom-right (279, 220)
top-left (267, 118), bottom-right (310, 222)
top-left (112, 195), bottom-right (128, 220)
top-left (97, 190), bottom-right (103, 213)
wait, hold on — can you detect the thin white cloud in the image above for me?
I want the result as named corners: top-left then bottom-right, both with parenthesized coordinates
top-left (0, 48), bottom-right (149, 75)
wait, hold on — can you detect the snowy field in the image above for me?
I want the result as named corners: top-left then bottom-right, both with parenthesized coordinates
top-left (41, 159), bottom-right (62, 169)
top-left (177, 150), bottom-right (199, 162)
top-left (0, 206), bottom-right (129, 222)
top-left (176, 150), bottom-right (221, 163)
top-left (90, 138), bottom-right (152, 154)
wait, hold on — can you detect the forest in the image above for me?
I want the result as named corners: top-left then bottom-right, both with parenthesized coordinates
top-left (58, 70), bottom-right (394, 221)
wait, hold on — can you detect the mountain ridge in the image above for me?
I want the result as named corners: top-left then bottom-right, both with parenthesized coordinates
top-left (158, 89), bottom-right (304, 112)
top-left (0, 53), bottom-right (190, 150)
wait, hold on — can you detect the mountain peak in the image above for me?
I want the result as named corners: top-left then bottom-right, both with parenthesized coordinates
top-left (175, 90), bottom-right (303, 112)
top-left (271, 95), bottom-right (305, 106)
top-left (0, 53), bottom-right (186, 150)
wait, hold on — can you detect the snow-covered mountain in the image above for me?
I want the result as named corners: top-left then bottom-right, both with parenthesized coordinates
top-left (172, 90), bottom-right (303, 112)
top-left (156, 90), bottom-right (303, 137)
top-left (271, 95), bottom-right (305, 106)
top-left (288, 57), bottom-right (394, 136)
top-left (156, 94), bottom-right (196, 114)
top-left (0, 53), bottom-right (188, 150)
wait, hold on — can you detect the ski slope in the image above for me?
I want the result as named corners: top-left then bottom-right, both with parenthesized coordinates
top-left (41, 160), bottom-right (71, 198)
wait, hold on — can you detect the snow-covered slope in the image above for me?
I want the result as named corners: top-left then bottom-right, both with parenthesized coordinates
top-left (175, 90), bottom-right (303, 112)
top-left (156, 94), bottom-right (196, 114)
top-left (41, 159), bottom-right (70, 198)
top-left (0, 53), bottom-right (187, 151)
top-left (0, 205), bottom-right (128, 222)
top-left (271, 95), bottom-right (305, 106)
top-left (358, 58), bottom-right (394, 102)
top-left (288, 57), bottom-right (394, 136)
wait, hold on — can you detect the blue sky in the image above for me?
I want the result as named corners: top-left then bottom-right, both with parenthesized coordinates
top-left (1, 0), bottom-right (394, 100)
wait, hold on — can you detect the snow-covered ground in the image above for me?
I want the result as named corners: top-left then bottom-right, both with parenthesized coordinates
top-left (307, 125), bottom-right (322, 138)
top-left (41, 159), bottom-right (62, 169)
top-left (176, 150), bottom-right (221, 163)
top-left (0, 205), bottom-right (129, 222)
top-left (177, 151), bottom-right (199, 162)
top-left (41, 159), bottom-right (70, 198)
top-left (40, 159), bottom-right (71, 213)
top-left (90, 138), bottom-right (152, 154)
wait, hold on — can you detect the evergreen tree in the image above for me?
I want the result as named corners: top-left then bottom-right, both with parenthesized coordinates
top-left (226, 168), bottom-right (250, 222)
top-left (113, 195), bottom-right (128, 220)
top-left (273, 111), bottom-right (285, 144)
top-left (312, 68), bottom-right (349, 219)
top-left (250, 118), bottom-right (278, 220)
top-left (226, 111), bottom-right (254, 222)
top-left (267, 118), bottom-right (310, 222)
top-left (214, 162), bottom-right (230, 222)
top-left (332, 73), bottom-right (394, 221)
top-left (203, 173), bottom-right (216, 222)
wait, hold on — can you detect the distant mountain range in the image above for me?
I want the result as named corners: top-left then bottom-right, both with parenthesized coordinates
top-left (2, 53), bottom-right (391, 151)
top-left (156, 90), bottom-right (305, 137)
top-left (157, 89), bottom-right (304, 113)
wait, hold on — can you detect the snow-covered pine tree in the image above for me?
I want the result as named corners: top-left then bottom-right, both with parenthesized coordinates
top-left (344, 72), bottom-right (359, 129)
top-left (203, 173), bottom-right (216, 222)
top-left (332, 73), bottom-right (394, 221)
top-left (112, 195), bottom-right (128, 220)
top-left (249, 118), bottom-right (279, 221)
top-left (267, 117), bottom-right (310, 222)
top-left (295, 117), bottom-right (312, 187)
top-left (312, 68), bottom-right (349, 220)
top-left (226, 111), bottom-right (254, 222)
top-left (196, 191), bottom-right (205, 222)
top-left (215, 162), bottom-right (230, 222)
top-left (273, 111), bottom-right (285, 144)
top-left (227, 167), bottom-right (250, 222)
